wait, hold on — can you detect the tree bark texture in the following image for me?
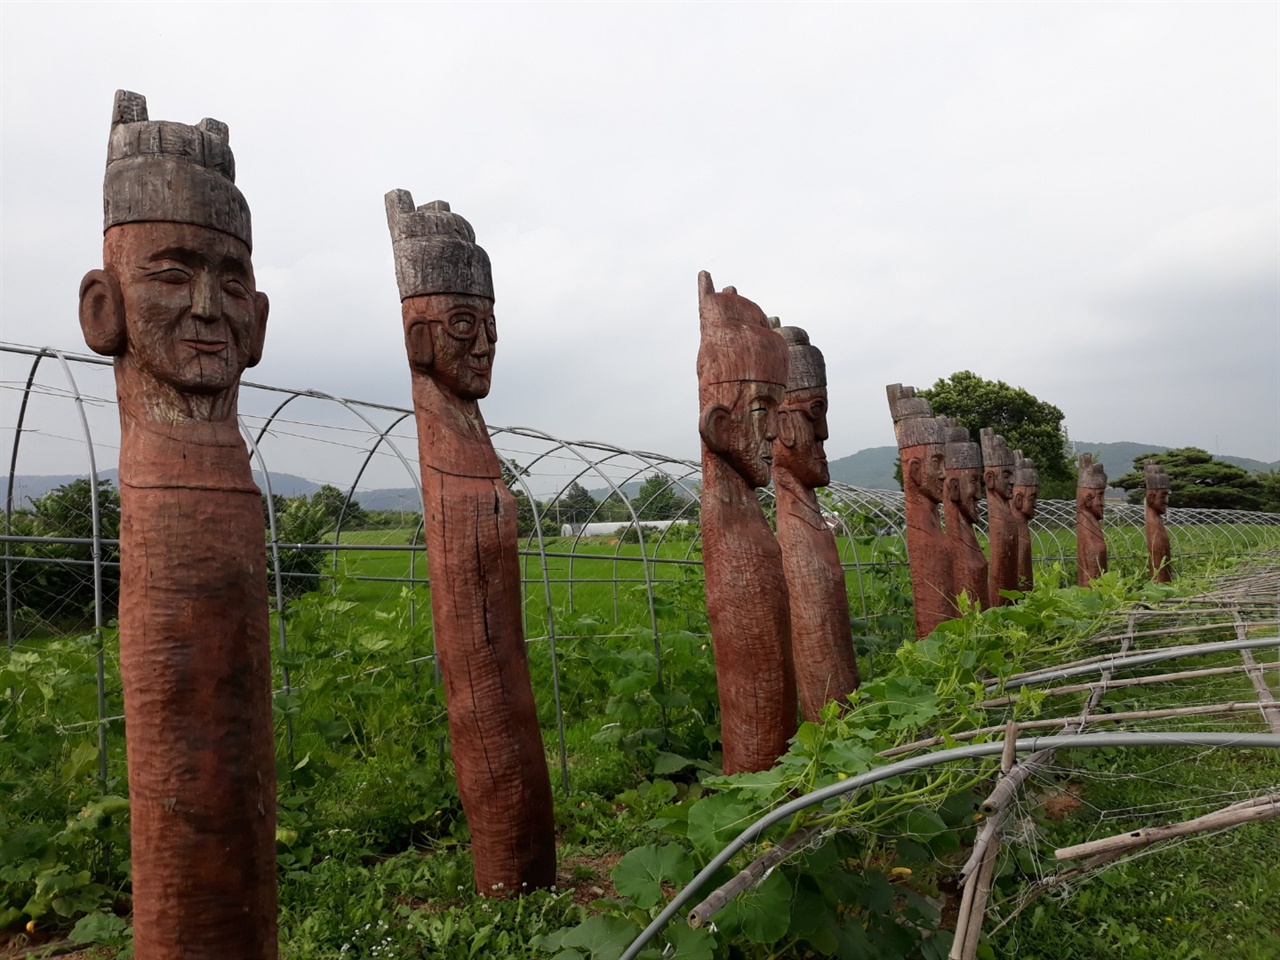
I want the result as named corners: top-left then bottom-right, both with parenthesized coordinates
top-left (774, 470), bottom-right (860, 721)
top-left (116, 408), bottom-right (277, 960)
top-left (701, 455), bottom-right (797, 772)
top-left (409, 375), bottom-right (557, 892)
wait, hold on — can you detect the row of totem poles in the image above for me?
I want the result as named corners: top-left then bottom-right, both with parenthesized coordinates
top-left (69, 91), bottom-right (1174, 958)
top-left (885, 386), bottom-right (1174, 642)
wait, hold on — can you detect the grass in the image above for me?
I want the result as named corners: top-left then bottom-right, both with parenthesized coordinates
top-left (2, 531), bottom-right (1278, 958)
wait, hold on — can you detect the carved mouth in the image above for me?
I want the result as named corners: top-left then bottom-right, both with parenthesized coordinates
top-left (184, 339), bottom-right (228, 354)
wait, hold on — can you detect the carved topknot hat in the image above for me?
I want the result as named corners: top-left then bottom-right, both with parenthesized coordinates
top-left (980, 427), bottom-right (1015, 468)
top-left (1144, 459), bottom-right (1171, 490)
top-left (1013, 452), bottom-right (1039, 487)
top-left (1078, 453), bottom-right (1108, 490)
top-left (886, 384), bottom-right (947, 448)
top-left (778, 326), bottom-right (826, 393)
top-left (385, 190), bottom-right (494, 301)
top-left (103, 90), bottom-right (252, 249)
top-left (696, 272), bottom-right (788, 388)
top-left (944, 419), bottom-right (982, 469)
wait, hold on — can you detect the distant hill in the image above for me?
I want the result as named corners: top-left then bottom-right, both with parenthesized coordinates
top-left (1077, 442), bottom-right (1279, 482)
top-left (826, 446), bottom-right (901, 489)
top-left (825, 442), bottom-right (1279, 492)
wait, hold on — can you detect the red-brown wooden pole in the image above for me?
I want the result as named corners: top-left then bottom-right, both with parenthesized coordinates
top-left (1012, 453), bottom-right (1039, 592)
top-left (385, 192), bottom-right (555, 893)
top-left (942, 420), bottom-right (989, 611)
top-left (697, 272), bottom-right (796, 773)
top-left (78, 90), bottom-right (276, 960)
top-left (981, 429), bottom-right (1019, 607)
top-left (1076, 453), bottom-right (1109, 586)
top-left (1144, 460), bottom-right (1173, 582)
top-left (887, 385), bottom-right (953, 639)
top-left (773, 326), bottom-right (860, 722)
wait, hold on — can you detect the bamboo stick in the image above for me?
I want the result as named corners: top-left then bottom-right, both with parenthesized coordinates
top-left (686, 827), bottom-right (819, 929)
top-left (1071, 619), bottom-right (1276, 652)
top-left (958, 837), bottom-right (998, 960)
top-left (1234, 609), bottom-right (1280, 735)
top-left (977, 662), bottom-right (1280, 709)
top-left (1055, 793), bottom-right (1280, 862)
top-left (879, 701), bottom-right (1280, 759)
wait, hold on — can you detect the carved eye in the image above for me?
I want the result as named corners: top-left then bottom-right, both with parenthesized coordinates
top-left (222, 276), bottom-right (250, 299)
top-left (449, 313), bottom-right (476, 337)
top-left (151, 267), bottom-right (191, 284)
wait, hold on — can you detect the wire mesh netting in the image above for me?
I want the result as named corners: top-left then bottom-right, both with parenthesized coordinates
top-left (4, 341), bottom-right (1280, 793)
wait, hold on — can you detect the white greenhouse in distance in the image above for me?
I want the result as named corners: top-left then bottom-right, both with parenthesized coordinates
top-left (560, 520), bottom-right (693, 538)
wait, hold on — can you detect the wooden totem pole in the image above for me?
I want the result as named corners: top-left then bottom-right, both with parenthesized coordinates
top-left (1011, 453), bottom-right (1039, 592)
top-left (981, 428), bottom-right (1019, 606)
top-left (385, 191), bottom-right (555, 892)
top-left (78, 91), bottom-right (276, 960)
top-left (697, 272), bottom-right (796, 773)
top-left (772, 325), bottom-right (860, 721)
top-left (887, 385), bottom-right (952, 639)
top-left (942, 420), bottom-right (988, 611)
top-left (1144, 460), bottom-right (1173, 583)
top-left (1076, 453), bottom-right (1108, 586)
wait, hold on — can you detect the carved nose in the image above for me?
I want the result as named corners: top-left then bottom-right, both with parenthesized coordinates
top-left (471, 325), bottom-right (491, 356)
top-left (191, 272), bottom-right (220, 322)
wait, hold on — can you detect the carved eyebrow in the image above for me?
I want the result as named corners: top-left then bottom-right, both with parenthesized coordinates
top-left (219, 254), bottom-right (251, 277)
top-left (147, 246), bottom-right (204, 266)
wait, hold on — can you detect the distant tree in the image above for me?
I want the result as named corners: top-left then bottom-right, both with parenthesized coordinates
top-left (273, 496), bottom-right (331, 598)
top-left (634, 475), bottom-right (691, 521)
top-left (310, 484), bottom-right (369, 531)
top-left (13, 478), bottom-right (121, 626)
top-left (595, 491), bottom-right (632, 523)
top-left (1112, 448), bottom-right (1265, 511)
top-left (1259, 471), bottom-right (1280, 514)
top-left (557, 481), bottom-right (598, 525)
top-left (918, 371), bottom-right (1074, 498)
top-left (261, 493), bottom-right (288, 529)
top-left (500, 459), bottom-right (552, 538)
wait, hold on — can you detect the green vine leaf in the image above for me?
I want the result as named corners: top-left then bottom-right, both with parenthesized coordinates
top-left (611, 844), bottom-right (695, 909)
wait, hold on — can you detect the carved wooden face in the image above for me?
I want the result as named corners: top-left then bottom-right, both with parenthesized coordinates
top-left (100, 222), bottom-right (265, 394)
top-left (1146, 488), bottom-right (1169, 514)
top-left (984, 465), bottom-right (1014, 501)
top-left (906, 446), bottom-right (946, 504)
top-left (949, 467), bottom-right (984, 523)
top-left (702, 381), bottom-right (783, 488)
top-left (775, 389), bottom-right (830, 488)
top-left (401, 294), bottom-right (497, 400)
top-left (1078, 488), bottom-right (1105, 521)
top-left (1013, 485), bottom-right (1038, 520)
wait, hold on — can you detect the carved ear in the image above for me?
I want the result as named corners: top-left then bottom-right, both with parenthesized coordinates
top-left (1013, 491), bottom-right (1025, 511)
top-left (78, 269), bottom-right (126, 356)
top-left (405, 316), bottom-right (434, 369)
top-left (699, 403), bottom-right (732, 454)
top-left (906, 457), bottom-right (923, 490)
top-left (946, 476), bottom-right (960, 502)
top-left (777, 409), bottom-right (796, 448)
top-left (246, 291), bottom-right (269, 367)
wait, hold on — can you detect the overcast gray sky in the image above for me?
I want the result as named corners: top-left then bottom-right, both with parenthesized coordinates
top-left (3, 2), bottom-right (1277, 477)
